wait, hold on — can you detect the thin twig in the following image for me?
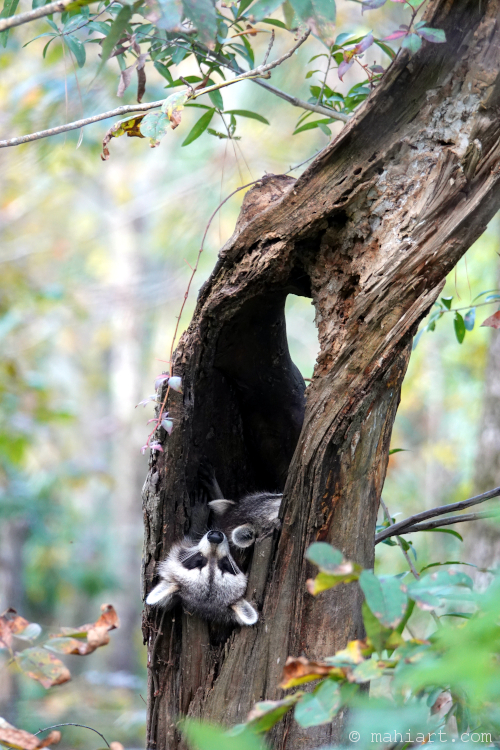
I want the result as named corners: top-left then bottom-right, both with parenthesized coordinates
top-left (0, 101), bottom-right (165, 148)
top-left (387, 509), bottom-right (499, 538)
top-left (0, 30), bottom-right (313, 149)
top-left (191, 39), bottom-right (349, 122)
top-left (439, 299), bottom-right (500, 314)
top-left (263, 28), bottom-right (275, 65)
top-left (375, 486), bottom-right (500, 544)
top-left (316, 46), bottom-right (333, 105)
top-left (33, 724), bottom-right (110, 747)
top-left (0, 0), bottom-right (94, 32)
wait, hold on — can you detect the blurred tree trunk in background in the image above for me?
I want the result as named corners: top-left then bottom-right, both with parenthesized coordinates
top-left (464, 251), bottom-right (500, 584)
top-left (107, 179), bottom-right (144, 675)
top-left (0, 518), bottom-right (28, 721)
top-left (142, 1), bottom-right (500, 747)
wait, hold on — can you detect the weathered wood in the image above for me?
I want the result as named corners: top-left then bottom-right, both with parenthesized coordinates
top-left (142, 0), bottom-right (500, 747)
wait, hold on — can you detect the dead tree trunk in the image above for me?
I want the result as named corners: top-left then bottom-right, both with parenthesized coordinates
top-left (142, 1), bottom-right (500, 747)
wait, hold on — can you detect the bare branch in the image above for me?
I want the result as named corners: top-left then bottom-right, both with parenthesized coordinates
top-left (33, 724), bottom-right (110, 748)
top-left (0, 30), bottom-right (323, 149)
top-left (377, 509), bottom-right (499, 541)
top-left (0, 0), bottom-right (93, 33)
top-left (263, 28), bottom-right (275, 66)
top-left (375, 486), bottom-right (500, 544)
top-left (0, 101), bottom-right (165, 148)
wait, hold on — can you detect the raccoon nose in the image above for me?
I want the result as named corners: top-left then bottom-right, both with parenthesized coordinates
top-left (207, 530), bottom-right (224, 545)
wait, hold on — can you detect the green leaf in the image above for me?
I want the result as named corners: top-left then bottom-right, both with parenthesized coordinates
top-left (139, 111), bottom-right (170, 145)
top-left (401, 32), bottom-right (422, 54)
top-left (156, 0), bottom-right (183, 29)
top-left (182, 0), bottom-right (217, 45)
top-left (374, 38), bottom-right (396, 59)
top-left (464, 307), bottom-right (475, 331)
top-left (407, 569), bottom-right (473, 611)
top-left (0, 0), bottom-right (20, 47)
top-left (245, 694), bottom-right (303, 732)
top-left (472, 288), bottom-right (500, 302)
top-left (454, 311), bottom-right (466, 343)
top-left (306, 542), bottom-right (343, 572)
top-left (64, 34), bottom-right (86, 67)
top-left (350, 657), bottom-right (384, 683)
top-left (417, 26), bottom-right (446, 43)
top-left (293, 118), bottom-right (334, 134)
top-left (181, 108), bottom-right (215, 146)
top-left (22, 31), bottom-right (57, 48)
top-left (238, 0), bottom-right (255, 14)
top-left (310, 0), bottom-right (336, 44)
top-left (155, 61), bottom-right (175, 84)
top-left (180, 720), bottom-right (265, 750)
top-left (208, 88), bottom-right (224, 109)
top-left (389, 448), bottom-right (408, 455)
top-left (224, 109), bottom-right (270, 124)
top-left (248, 0), bottom-right (284, 21)
top-left (359, 571), bottom-right (408, 628)
top-left (420, 527), bottom-right (463, 541)
top-left (98, 4), bottom-right (132, 71)
top-left (294, 679), bottom-right (341, 727)
top-left (307, 566), bottom-right (361, 594)
top-left (261, 17), bottom-right (287, 28)
top-left (440, 295), bottom-right (453, 309)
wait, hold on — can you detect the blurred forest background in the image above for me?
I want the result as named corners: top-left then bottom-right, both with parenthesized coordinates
top-left (1, 0), bottom-right (499, 746)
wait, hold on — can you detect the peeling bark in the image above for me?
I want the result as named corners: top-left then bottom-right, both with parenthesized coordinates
top-left (142, 1), bottom-right (500, 747)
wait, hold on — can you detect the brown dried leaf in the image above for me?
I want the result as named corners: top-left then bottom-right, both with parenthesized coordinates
top-left (49, 604), bottom-right (119, 653)
top-left (0, 609), bottom-right (30, 650)
top-left (101, 117), bottom-right (145, 160)
top-left (280, 655), bottom-right (344, 689)
top-left (46, 636), bottom-right (97, 655)
top-left (86, 603), bottom-right (119, 648)
top-left (136, 53), bottom-right (147, 103)
top-left (0, 726), bottom-right (40, 750)
top-left (0, 721), bottom-right (61, 750)
top-left (37, 732), bottom-right (62, 748)
top-left (16, 647), bottom-right (71, 689)
top-left (481, 311), bottom-right (500, 329)
top-left (117, 65), bottom-right (135, 97)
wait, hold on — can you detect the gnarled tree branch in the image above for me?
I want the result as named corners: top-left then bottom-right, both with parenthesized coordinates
top-left (375, 487), bottom-right (500, 543)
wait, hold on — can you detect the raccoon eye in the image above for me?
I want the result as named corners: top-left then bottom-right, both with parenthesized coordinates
top-left (182, 552), bottom-right (207, 570)
top-left (218, 556), bottom-right (237, 575)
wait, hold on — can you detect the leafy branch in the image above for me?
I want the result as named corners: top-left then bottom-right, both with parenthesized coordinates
top-left (0, 29), bottom-right (313, 150)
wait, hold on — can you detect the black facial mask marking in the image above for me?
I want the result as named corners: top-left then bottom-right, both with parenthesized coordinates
top-left (218, 556), bottom-right (237, 575)
top-left (182, 552), bottom-right (207, 570)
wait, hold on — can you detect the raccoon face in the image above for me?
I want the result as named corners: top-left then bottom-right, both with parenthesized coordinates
top-left (146, 530), bottom-right (258, 626)
top-left (209, 493), bottom-right (282, 549)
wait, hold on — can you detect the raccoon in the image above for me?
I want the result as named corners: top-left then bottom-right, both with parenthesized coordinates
top-left (200, 462), bottom-right (283, 549)
top-left (146, 529), bottom-right (258, 626)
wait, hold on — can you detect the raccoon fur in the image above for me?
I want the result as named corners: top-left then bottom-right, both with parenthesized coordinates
top-left (146, 529), bottom-right (258, 626)
top-left (200, 462), bottom-right (282, 549)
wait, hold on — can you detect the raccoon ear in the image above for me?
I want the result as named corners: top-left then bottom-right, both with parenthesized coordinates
top-left (231, 598), bottom-right (258, 626)
top-left (231, 524), bottom-right (256, 548)
top-left (208, 499), bottom-right (236, 516)
top-left (146, 581), bottom-right (179, 607)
